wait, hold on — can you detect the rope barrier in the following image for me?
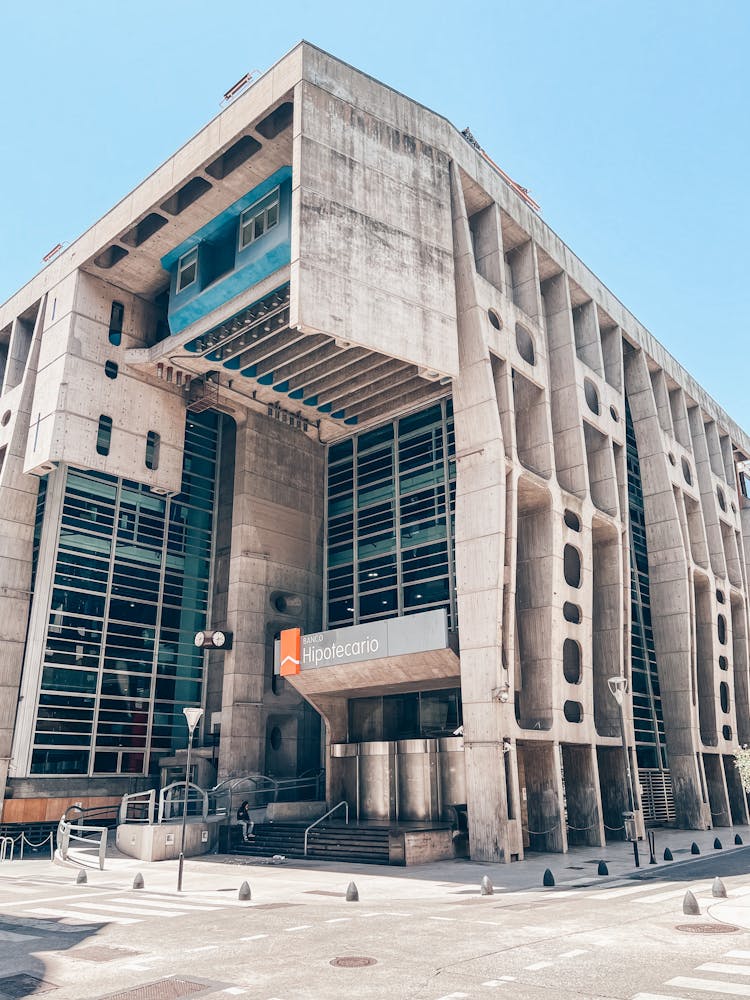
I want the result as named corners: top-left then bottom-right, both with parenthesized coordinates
top-left (566, 822), bottom-right (600, 832)
top-left (521, 821), bottom-right (561, 836)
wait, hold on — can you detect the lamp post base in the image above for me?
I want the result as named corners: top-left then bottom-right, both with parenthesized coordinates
top-left (177, 851), bottom-right (185, 892)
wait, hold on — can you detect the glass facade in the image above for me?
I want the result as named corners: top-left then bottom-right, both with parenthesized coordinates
top-left (29, 412), bottom-right (218, 776)
top-left (348, 688), bottom-right (462, 742)
top-left (625, 399), bottom-right (668, 770)
top-left (325, 399), bottom-right (456, 630)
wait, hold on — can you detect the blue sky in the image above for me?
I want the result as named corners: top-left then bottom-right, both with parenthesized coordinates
top-left (1, 0), bottom-right (748, 426)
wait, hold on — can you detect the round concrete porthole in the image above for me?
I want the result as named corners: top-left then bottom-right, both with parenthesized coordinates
top-left (0, 410), bottom-right (10, 427)
top-left (563, 509), bottom-right (581, 531)
top-left (609, 404), bottom-right (619, 422)
top-left (583, 378), bottom-right (600, 415)
top-left (717, 486), bottom-right (726, 512)
top-left (515, 323), bottom-right (535, 365)
top-left (681, 457), bottom-right (693, 485)
top-left (563, 700), bottom-right (583, 723)
top-left (488, 308), bottom-right (502, 331)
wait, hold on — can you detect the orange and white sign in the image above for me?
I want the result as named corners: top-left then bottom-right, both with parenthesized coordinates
top-left (279, 627), bottom-right (301, 676)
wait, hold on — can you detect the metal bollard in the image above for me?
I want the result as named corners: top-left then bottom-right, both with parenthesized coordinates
top-left (648, 830), bottom-right (656, 865)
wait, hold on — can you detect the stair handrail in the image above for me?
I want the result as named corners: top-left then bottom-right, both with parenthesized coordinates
top-left (303, 800), bottom-right (349, 856)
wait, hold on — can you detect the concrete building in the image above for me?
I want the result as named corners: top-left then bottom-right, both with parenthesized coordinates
top-left (1, 42), bottom-right (749, 862)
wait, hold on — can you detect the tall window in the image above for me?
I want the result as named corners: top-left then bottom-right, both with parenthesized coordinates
top-left (96, 415), bottom-right (112, 456)
top-left (176, 248), bottom-right (199, 293)
top-left (28, 411), bottom-right (219, 776)
top-left (238, 188), bottom-right (280, 250)
top-left (145, 431), bottom-right (160, 470)
top-left (325, 399), bottom-right (456, 630)
top-left (625, 399), bottom-right (667, 771)
top-left (108, 302), bottom-right (124, 346)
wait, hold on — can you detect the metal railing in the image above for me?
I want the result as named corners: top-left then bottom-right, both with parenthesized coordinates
top-left (158, 781), bottom-right (208, 824)
top-left (210, 770), bottom-right (324, 819)
top-left (57, 807), bottom-right (108, 871)
top-left (304, 800), bottom-right (349, 856)
top-left (119, 789), bottom-right (156, 825)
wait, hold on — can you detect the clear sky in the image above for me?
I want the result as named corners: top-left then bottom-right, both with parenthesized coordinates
top-left (1, 0), bottom-right (748, 426)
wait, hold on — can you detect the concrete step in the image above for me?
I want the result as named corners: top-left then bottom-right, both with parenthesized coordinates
top-left (231, 822), bottom-right (391, 864)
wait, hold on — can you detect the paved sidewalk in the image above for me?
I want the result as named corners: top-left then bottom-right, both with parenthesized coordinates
top-left (1, 822), bottom-right (748, 922)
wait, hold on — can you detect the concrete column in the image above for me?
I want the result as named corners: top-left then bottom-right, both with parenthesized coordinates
top-left (450, 165), bottom-right (514, 862)
top-left (0, 297), bottom-right (46, 816)
top-left (625, 347), bottom-right (709, 829)
top-left (217, 409), bottom-right (324, 781)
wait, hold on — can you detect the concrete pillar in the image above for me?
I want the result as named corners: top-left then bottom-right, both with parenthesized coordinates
top-left (449, 165), bottom-right (514, 862)
top-left (0, 297), bottom-right (46, 816)
top-left (217, 409), bottom-right (324, 781)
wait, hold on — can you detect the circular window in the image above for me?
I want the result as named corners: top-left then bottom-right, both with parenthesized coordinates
top-left (723, 725), bottom-right (733, 741)
top-left (717, 486), bottom-right (726, 512)
top-left (584, 379), bottom-right (600, 415)
top-left (716, 589), bottom-right (725, 604)
top-left (563, 700), bottom-right (583, 723)
top-left (718, 614), bottom-right (727, 645)
top-left (270, 726), bottom-right (282, 751)
top-left (563, 544), bottom-right (582, 589)
top-left (610, 405), bottom-right (619, 422)
top-left (0, 410), bottom-right (9, 427)
top-left (515, 323), bottom-right (535, 365)
top-left (563, 602), bottom-right (581, 624)
top-left (668, 452), bottom-right (676, 466)
top-left (719, 655), bottom-right (729, 671)
top-left (488, 309), bottom-right (502, 331)
top-left (720, 682), bottom-right (730, 714)
top-left (563, 639), bottom-right (581, 684)
top-left (564, 509), bottom-right (581, 532)
top-left (681, 458), bottom-right (693, 485)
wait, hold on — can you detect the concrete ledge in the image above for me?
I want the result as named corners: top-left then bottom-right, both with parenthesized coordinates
top-left (389, 828), bottom-right (455, 865)
top-left (116, 817), bottom-right (222, 862)
top-left (266, 801), bottom-right (326, 822)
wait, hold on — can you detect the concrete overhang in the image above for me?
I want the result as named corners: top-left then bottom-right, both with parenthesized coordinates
top-left (287, 646), bottom-right (460, 700)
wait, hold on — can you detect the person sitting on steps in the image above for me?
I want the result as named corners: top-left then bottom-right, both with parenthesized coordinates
top-left (237, 800), bottom-right (254, 842)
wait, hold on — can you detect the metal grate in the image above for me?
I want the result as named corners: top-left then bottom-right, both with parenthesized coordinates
top-left (0, 974), bottom-right (58, 997)
top-left (639, 768), bottom-right (675, 823)
top-left (99, 979), bottom-right (210, 1000)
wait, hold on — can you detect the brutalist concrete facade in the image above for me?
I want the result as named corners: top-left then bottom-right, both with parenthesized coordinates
top-left (0, 42), bottom-right (749, 862)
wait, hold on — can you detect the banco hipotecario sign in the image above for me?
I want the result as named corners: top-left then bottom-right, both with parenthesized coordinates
top-left (274, 609), bottom-right (448, 673)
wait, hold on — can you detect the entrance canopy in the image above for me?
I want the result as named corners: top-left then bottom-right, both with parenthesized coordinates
top-left (275, 610), bottom-right (459, 699)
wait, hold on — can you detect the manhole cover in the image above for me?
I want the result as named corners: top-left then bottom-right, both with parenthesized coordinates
top-left (675, 923), bottom-right (741, 934)
top-left (0, 973), bottom-right (58, 997)
top-left (99, 979), bottom-right (209, 999)
top-left (70, 945), bottom-right (139, 962)
top-left (330, 957), bottom-right (377, 968)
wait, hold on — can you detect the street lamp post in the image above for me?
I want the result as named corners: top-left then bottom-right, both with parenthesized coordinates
top-left (607, 676), bottom-right (639, 866)
top-left (177, 706), bottom-right (204, 892)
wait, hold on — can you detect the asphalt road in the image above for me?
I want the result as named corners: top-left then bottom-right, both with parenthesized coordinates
top-left (1, 850), bottom-right (750, 999)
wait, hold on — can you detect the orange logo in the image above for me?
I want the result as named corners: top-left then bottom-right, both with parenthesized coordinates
top-left (279, 628), bottom-right (301, 676)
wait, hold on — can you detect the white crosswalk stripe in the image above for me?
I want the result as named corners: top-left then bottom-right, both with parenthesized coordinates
top-left (633, 948), bottom-right (750, 999)
top-left (665, 977), bottom-right (750, 996)
top-left (24, 888), bottom-right (249, 926)
top-left (30, 906), bottom-right (139, 925)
